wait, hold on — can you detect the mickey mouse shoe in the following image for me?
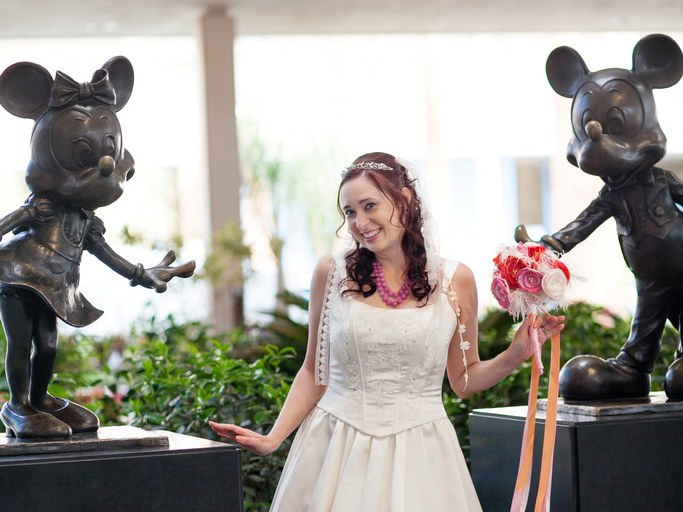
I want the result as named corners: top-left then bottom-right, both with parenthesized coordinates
top-left (559, 355), bottom-right (651, 400)
top-left (664, 357), bottom-right (683, 399)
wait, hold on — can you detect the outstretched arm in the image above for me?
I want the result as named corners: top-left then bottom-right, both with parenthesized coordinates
top-left (445, 264), bottom-right (564, 399)
top-left (210, 254), bottom-right (332, 455)
top-left (0, 206), bottom-right (32, 240)
top-left (516, 190), bottom-right (612, 254)
top-left (86, 225), bottom-right (195, 292)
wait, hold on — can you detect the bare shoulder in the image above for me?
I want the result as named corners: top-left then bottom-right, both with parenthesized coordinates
top-left (447, 260), bottom-right (478, 314)
top-left (309, 253), bottom-right (335, 292)
top-left (450, 261), bottom-right (475, 289)
top-left (306, 254), bottom-right (334, 323)
top-left (313, 254), bottom-right (334, 279)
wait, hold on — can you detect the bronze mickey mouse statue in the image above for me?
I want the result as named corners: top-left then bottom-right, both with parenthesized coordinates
top-left (0, 57), bottom-right (195, 438)
top-left (516, 34), bottom-right (683, 400)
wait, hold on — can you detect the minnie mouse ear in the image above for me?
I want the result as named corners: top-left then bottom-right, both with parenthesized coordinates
top-left (101, 56), bottom-right (134, 111)
top-left (0, 61), bottom-right (53, 119)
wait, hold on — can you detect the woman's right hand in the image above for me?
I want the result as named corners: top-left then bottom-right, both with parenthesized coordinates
top-left (209, 421), bottom-right (280, 456)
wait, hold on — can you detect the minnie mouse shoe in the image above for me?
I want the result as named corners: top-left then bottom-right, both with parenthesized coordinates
top-left (36, 396), bottom-right (100, 434)
top-left (1, 401), bottom-right (72, 438)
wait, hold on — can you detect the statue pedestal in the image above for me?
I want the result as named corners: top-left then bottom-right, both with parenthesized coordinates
top-left (0, 426), bottom-right (242, 512)
top-left (470, 392), bottom-right (683, 512)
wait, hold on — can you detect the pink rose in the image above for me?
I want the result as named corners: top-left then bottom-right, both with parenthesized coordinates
top-left (491, 277), bottom-right (511, 309)
top-left (517, 268), bottom-right (544, 294)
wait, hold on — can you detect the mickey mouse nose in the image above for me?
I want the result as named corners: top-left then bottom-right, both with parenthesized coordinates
top-left (99, 155), bottom-right (115, 177)
top-left (585, 120), bottom-right (603, 142)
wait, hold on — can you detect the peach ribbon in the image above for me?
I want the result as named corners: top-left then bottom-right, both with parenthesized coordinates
top-left (510, 330), bottom-right (561, 512)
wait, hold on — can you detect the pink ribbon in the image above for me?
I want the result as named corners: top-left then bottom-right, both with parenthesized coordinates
top-left (510, 328), bottom-right (561, 512)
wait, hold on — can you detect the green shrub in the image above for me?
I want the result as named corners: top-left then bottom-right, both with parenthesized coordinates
top-left (120, 320), bottom-right (295, 512)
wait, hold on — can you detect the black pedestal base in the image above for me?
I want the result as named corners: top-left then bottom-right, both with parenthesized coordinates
top-left (470, 393), bottom-right (683, 512)
top-left (0, 426), bottom-right (242, 512)
top-left (0, 425), bottom-right (169, 456)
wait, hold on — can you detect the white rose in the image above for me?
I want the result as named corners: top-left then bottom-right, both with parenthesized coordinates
top-left (541, 268), bottom-right (568, 299)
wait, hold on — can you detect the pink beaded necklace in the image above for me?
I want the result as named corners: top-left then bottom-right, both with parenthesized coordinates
top-left (372, 260), bottom-right (412, 307)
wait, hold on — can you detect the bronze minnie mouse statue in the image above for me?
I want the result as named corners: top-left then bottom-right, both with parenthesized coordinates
top-left (517, 34), bottom-right (683, 400)
top-left (0, 57), bottom-right (195, 438)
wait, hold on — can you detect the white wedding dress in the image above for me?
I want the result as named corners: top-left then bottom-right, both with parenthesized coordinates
top-left (270, 259), bottom-right (483, 512)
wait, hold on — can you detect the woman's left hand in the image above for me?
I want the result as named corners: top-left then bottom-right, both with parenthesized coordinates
top-left (509, 313), bottom-right (565, 364)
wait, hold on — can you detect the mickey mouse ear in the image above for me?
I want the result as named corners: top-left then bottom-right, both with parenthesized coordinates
top-left (101, 56), bottom-right (134, 111)
top-left (546, 46), bottom-right (590, 98)
top-left (633, 34), bottom-right (683, 89)
top-left (0, 61), bottom-right (53, 119)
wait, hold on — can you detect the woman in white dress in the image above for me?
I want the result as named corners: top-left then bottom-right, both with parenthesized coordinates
top-left (210, 152), bottom-right (564, 511)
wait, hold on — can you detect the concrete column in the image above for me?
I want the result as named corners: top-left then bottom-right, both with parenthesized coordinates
top-left (200, 7), bottom-right (242, 332)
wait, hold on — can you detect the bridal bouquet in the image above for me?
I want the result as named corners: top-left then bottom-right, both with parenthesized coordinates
top-left (492, 242), bottom-right (571, 512)
top-left (491, 242), bottom-right (570, 319)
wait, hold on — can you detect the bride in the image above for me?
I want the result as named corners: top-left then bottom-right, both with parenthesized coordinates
top-left (211, 151), bottom-right (564, 511)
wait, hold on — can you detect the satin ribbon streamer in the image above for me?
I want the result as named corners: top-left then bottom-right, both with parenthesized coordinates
top-left (510, 329), bottom-right (561, 512)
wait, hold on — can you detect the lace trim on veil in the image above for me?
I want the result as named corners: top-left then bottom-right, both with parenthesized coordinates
top-left (314, 254), bottom-right (343, 386)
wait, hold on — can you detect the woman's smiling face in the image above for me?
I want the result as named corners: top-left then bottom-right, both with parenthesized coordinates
top-left (340, 174), bottom-right (405, 254)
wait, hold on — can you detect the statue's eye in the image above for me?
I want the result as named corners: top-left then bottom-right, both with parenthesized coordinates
top-left (72, 138), bottom-right (97, 168)
top-left (581, 109), bottom-right (595, 130)
top-left (102, 134), bottom-right (116, 157)
top-left (606, 107), bottom-right (626, 135)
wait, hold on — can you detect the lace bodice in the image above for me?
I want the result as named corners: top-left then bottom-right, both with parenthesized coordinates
top-left (316, 259), bottom-right (460, 437)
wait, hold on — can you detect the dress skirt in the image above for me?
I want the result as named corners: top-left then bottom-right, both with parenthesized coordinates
top-left (270, 408), bottom-right (483, 512)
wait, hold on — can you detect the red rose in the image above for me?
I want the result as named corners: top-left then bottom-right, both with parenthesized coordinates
top-left (553, 260), bottom-right (570, 280)
top-left (526, 244), bottom-right (546, 263)
top-left (497, 256), bottom-right (527, 289)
